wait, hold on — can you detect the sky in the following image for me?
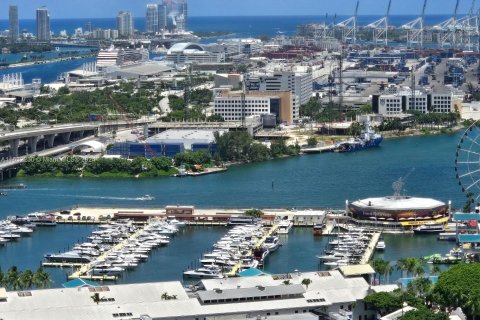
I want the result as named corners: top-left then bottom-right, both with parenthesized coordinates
top-left (0, 0), bottom-right (476, 19)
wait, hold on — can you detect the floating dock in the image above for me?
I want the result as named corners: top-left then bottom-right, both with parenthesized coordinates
top-left (359, 232), bottom-right (381, 264)
top-left (66, 227), bottom-right (145, 281)
top-left (226, 224), bottom-right (280, 277)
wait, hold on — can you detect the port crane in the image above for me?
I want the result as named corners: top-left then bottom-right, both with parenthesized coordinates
top-left (336, 0), bottom-right (359, 43)
top-left (401, 0), bottom-right (428, 48)
top-left (366, 0), bottom-right (392, 46)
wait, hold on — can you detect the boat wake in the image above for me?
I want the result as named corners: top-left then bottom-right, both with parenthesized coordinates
top-left (46, 194), bottom-right (153, 201)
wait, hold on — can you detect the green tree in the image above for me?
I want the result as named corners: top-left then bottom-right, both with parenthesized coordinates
top-left (18, 270), bottom-right (34, 290)
top-left (6, 266), bottom-right (21, 291)
top-left (301, 278), bottom-right (312, 289)
top-left (364, 292), bottom-right (402, 316)
top-left (33, 268), bottom-right (52, 289)
top-left (244, 209), bottom-right (263, 218)
top-left (306, 136), bottom-right (318, 147)
top-left (400, 308), bottom-right (449, 320)
top-left (151, 157), bottom-right (173, 171)
top-left (91, 292), bottom-right (101, 304)
top-left (432, 264), bottom-right (480, 318)
top-left (348, 122), bottom-right (363, 137)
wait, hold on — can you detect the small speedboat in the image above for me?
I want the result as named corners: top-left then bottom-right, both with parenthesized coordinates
top-left (137, 195), bottom-right (155, 201)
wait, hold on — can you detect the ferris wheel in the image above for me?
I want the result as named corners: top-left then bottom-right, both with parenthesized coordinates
top-left (455, 121), bottom-right (480, 203)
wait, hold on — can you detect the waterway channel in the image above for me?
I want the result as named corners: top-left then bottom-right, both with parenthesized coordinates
top-left (0, 132), bottom-right (466, 287)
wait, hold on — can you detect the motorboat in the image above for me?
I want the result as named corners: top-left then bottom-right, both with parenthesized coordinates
top-left (44, 251), bottom-right (92, 263)
top-left (276, 220), bottom-right (293, 234)
top-left (183, 266), bottom-right (223, 279)
top-left (27, 212), bottom-right (56, 226)
top-left (375, 237), bottom-right (386, 251)
top-left (137, 195), bottom-right (155, 201)
top-left (413, 223), bottom-right (445, 234)
top-left (313, 223), bottom-right (325, 236)
top-left (263, 236), bottom-right (280, 252)
top-left (89, 265), bottom-right (125, 276)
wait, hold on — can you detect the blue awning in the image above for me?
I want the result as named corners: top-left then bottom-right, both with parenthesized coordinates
top-left (62, 278), bottom-right (99, 288)
top-left (458, 234), bottom-right (480, 243)
top-left (453, 213), bottom-right (480, 221)
top-left (238, 268), bottom-right (270, 277)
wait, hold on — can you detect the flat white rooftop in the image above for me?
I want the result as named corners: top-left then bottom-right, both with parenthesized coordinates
top-left (351, 196), bottom-right (446, 211)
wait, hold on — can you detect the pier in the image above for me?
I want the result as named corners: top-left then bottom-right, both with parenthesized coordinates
top-left (226, 223), bottom-right (280, 277)
top-left (65, 227), bottom-right (146, 281)
top-left (359, 232), bottom-right (381, 264)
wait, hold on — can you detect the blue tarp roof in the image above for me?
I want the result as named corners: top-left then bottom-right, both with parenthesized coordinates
top-left (62, 278), bottom-right (99, 288)
top-left (238, 268), bottom-right (269, 277)
top-left (453, 213), bottom-right (480, 221)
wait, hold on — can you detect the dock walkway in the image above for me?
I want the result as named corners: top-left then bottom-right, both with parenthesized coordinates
top-left (359, 232), bottom-right (381, 264)
top-left (226, 224), bottom-right (280, 277)
top-left (65, 227), bottom-right (145, 281)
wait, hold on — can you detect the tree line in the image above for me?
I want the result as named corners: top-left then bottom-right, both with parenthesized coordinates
top-left (214, 131), bottom-right (300, 163)
top-left (0, 266), bottom-right (52, 291)
top-left (366, 259), bottom-right (480, 319)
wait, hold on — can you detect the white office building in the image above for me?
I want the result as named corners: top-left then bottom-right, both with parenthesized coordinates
top-left (374, 90), bottom-right (454, 115)
top-left (214, 96), bottom-right (273, 121)
top-left (247, 71), bottom-right (313, 120)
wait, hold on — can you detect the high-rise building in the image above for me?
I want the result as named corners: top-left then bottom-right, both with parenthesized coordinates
top-left (36, 7), bottom-right (51, 41)
top-left (178, 0), bottom-right (188, 31)
top-left (158, 0), bottom-right (188, 33)
top-left (117, 11), bottom-right (134, 38)
top-left (158, 4), bottom-right (168, 31)
top-left (145, 4), bottom-right (158, 33)
top-left (9, 5), bottom-right (19, 42)
top-left (85, 21), bottom-right (93, 33)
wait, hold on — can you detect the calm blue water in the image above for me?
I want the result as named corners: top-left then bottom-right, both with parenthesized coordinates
top-left (0, 132), bottom-right (463, 287)
top-left (0, 132), bottom-right (465, 218)
top-left (0, 15), bottom-right (464, 36)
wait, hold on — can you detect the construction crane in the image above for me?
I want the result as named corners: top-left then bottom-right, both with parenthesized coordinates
top-left (366, 0), bottom-right (392, 46)
top-left (336, 0), bottom-right (359, 44)
top-left (107, 92), bottom-right (157, 158)
top-left (392, 168), bottom-right (415, 197)
top-left (400, 0), bottom-right (428, 47)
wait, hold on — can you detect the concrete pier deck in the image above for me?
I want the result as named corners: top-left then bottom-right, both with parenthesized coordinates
top-left (226, 224), bottom-right (280, 277)
top-left (67, 227), bottom-right (145, 281)
top-left (359, 232), bottom-right (381, 264)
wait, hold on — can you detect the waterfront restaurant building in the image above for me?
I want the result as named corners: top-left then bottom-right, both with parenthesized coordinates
top-left (348, 196), bottom-right (449, 230)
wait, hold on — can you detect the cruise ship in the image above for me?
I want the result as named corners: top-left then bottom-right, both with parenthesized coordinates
top-left (96, 46), bottom-right (149, 71)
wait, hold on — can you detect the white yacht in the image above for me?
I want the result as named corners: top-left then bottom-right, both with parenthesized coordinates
top-left (263, 236), bottom-right (280, 252)
top-left (183, 266), bottom-right (223, 279)
top-left (276, 220), bottom-right (293, 234)
top-left (375, 237), bottom-right (386, 251)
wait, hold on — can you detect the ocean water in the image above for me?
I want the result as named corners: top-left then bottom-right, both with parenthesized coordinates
top-left (0, 130), bottom-right (465, 287)
top-left (0, 15), bottom-right (464, 36)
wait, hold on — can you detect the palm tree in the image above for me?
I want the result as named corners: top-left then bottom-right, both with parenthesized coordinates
top-left (383, 262), bottom-right (393, 284)
top-left (91, 292), bottom-right (101, 305)
top-left (396, 258), bottom-right (409, 278)
top-left (33, 268), bottom-right (52, 289)
top-left (372, 259), bottom-right (387, 284)
top-left (431, 265), bottom-right (442, 276)
top-left (18, 270), bottom-right (34, 290)
top-left (301, 278), bottom-right (312, 289)
top-left (0, 268), bottom-right (5, 288)
top-left (6, 266), bottom-right (21, 291)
